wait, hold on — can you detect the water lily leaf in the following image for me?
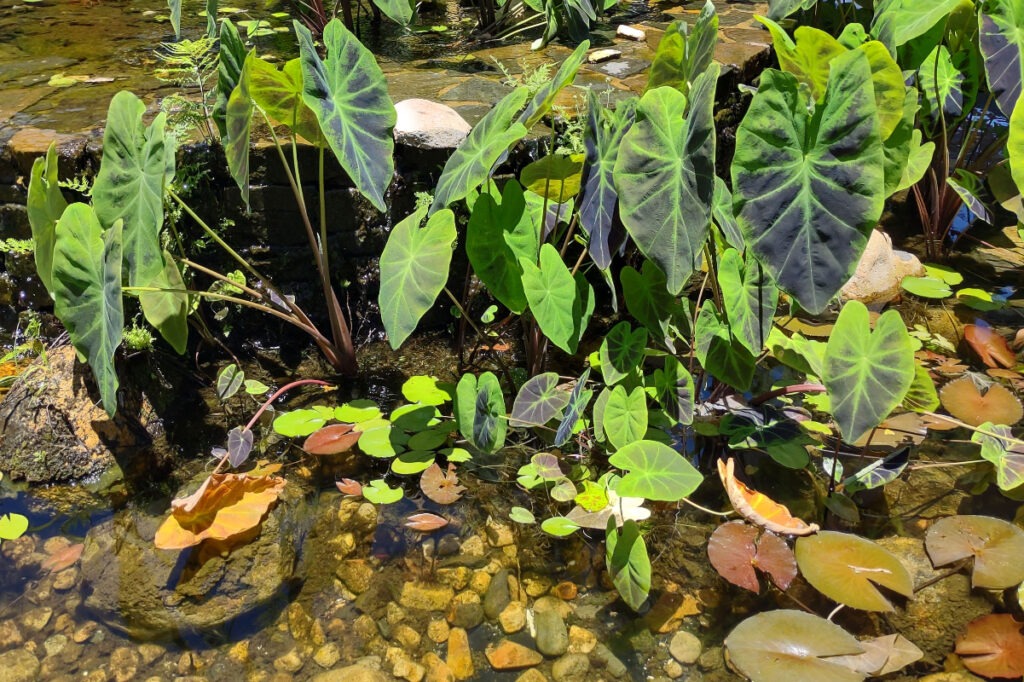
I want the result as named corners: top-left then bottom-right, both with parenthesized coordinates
top-left (925, 514), bottom-right (1024, 589)
top-left (718, 458), bottom-right (819, 536)
top-left (273, 409), bottom-right (327, 438)
top-left (26, 141), bottom-right (66, 294)
top-left (956, 614), bottom-right (1024, 679)
top-left (52, 206), bottom-right (123, 417)
top-left (795, 531), bottom-right (914, 611)
top-left (520, 243), bottom-right (591, 355)
top-left (541, 516), bottom-right (581, 537)
top-left (443, 447), bottom-right (471, 463)
top-left (362, 479), bottom-right (404, 505)
top-left (227, 426), bottom-right (254, 467)
top-left (958, 288), bottom-right (1005, 312)
top-left (455, 372), bottom-right (506, 453)
top-left (357, 423), bottom-right (403, 458)
top-left (336, 400), bottom-right (382, 423)
top-left (609, 440), bottom-right (701, 501)
top-left (599, 321), bottom-right (647, 387)
top-left (406, 426), bottom-right (450, 451)
top-left (303, 423), bottom-right (360, 455)
top-left (732, 50), bottom-right (884, 314)
top-left (420, 462), bottom-right (465, 504)
top-left (511, 372), bottom-right (570, 427)
top-left (823, 302), bottom-right (916, 443)
top-left (521, 154), bottom-right (584, 203)
top-left (901, 276), bottom-right (952, 298)
top-left (154, 473), bottom-right (286, 550)
top-left (972, 422), bottom-right (1024, 490)
top-left (295, 18), bottom-right (394, 212)
top-left (826, 634), bottom-right (923, 676)
top-left (614, 65), bottom-right (718, 295)
top-left (217, 363), bottom-right (244, 401)
top-left (694, 300), bottom-right (756, 392)
top-left (707, 520), bottom-right (797, 593)
top-left (603, 385), bottom-right (648, 450)
top-left (430, 88), bottom-right (530, 214)
top-left (580, 92), bottom-right (634, 270)
top-left (965, 323), bottom-right (1017, 368)
top-left (509, 507), bottom-right (536, 524)
top-left (92, 91), bottom-right (175, 289)
top-left (554, 369), bottom-right (591, 447)
top-left (0, 513), bottom-right (29, 541)
top-left (939, 375), bottom-right (1023, 426)
top-left (466, 180), bottom-right (534, 314)
top-left (606, 518), bottom-right (650, 612)
top-left (401, 376), bottom-right (451, 406)
top-left (336, 478), bottom-right (363, 496)
top-left (718, 248), bottom-right (779, 356)
top-left (247, 56), bottom-right (323, 144)
top-left (646, 1), bottom-right (718, 95)
top-left (392, 450), bottom-right (436, 475)
top-left (379, 207), bottom-right (457, 349)
top-left (725, 610), bottom-right (865, 682)
top-left (405, 512), bottom-right (448, 533)
top-left (980, 0), bottom-right (1024, 117)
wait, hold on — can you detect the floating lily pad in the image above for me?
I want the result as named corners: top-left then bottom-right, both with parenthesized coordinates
top-left (795, 531), bottom-right (913, 612)
top-left (955, 614), bottom-right (1024, 679)
top-left (925, 515), bottom-right (1024, 589)
top-left (939, 375), bottom-right (1023, 426)
top-left (707, 521), bottom-right (797, 593)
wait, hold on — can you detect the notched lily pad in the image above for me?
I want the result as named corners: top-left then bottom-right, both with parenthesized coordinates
top-left (925, 515), bottom-right (1024, 589)
top-left (939, 375), bottom-right (1023, 427)
top-left (707, 520), bottom-right (797, 593)
top-left (955, 614), bottom-right (1024, 679)
top-left (303, 423), bottom-right (360, 455)
top-left (795, 531), bottom-right (913, 612)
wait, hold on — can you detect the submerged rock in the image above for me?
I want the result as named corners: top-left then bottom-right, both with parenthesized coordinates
top-left (79, 483), bottom-right (308, 640)
top-left (394, 99), bottom-right (471, 150)
top-left (841, 229), bottom-right (925, 309)
top-left (0, 648), bottom-right (40, 682)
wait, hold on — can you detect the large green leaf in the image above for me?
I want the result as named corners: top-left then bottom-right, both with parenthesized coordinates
top-left (52, 205), bottom-right (124, 417)
top-left (732, 50), bottom-right (884, 314)
top-left (379, 207), bottom-right (457, 349)
top-left (919, 45), bottom-right (965, 122)
top-left (370, 0), bottom-right (414, 26)
top-left (139, 250), bottom-right (188, 354)
top-left (521, 154), bottom-right (584, 203)
top-left (248, 56), bottom-right (323, 144)
top-left (695, 301), bottom-right (756, 392)
top-left (92, 91), bottom-right (175, 288)
top-left (615, 66), bottom-right (718, 295)
top-left (718, 248), bottom-right (779, 356)
top-left (646, 0), bottom-right (718, 94)
top-left (26, 141), bottom-right (67, 294)
top-left (214, 19), bottom-right (246, 137)
top-left (430, 88), bottom-right (530, 214)
top-left (295, 19), bottom-right (395, 212)
top-left (795, 531), bottom-right (914, 611)
top-left (455, 372), bottom-right (506, 453)
top-left (510, 372), bottom-right (569, 427)
top-left (599, 321), bottom-right (647, 386)
top-left (883, 88), bottom-right (934, 195)
top-left (621, 260), bottom-right (684, 350)
top-left (466, 180), bottom-right (535, 313)
top-left (980, 0), bottom-right (1024, 117)
top-left (822, 301), bottom-right (916, 443)
top-left (580, 92), bottom-right (634, 270)
top-left (871, 0), bottom-right (967, 46)
top-left (605, 519), bottom-right (651, 612)
top-left (603, 385), bottom-right (648, 450)
top-left (520, 243), bottom-right (588, 354)
top-left (608, 440), bottom-right (702, 501)
top-left (225, 51), bottom-right (255, 209)
top-left (518, 41), bottom-right (589, 129)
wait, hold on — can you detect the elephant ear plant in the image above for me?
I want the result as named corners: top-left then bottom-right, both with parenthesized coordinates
top-left (27, 17), bottom-right (396, 415)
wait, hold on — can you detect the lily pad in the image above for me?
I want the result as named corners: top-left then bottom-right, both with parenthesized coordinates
top-left (707, 521), bottom-right (797, 593)
top-left (608, 440), bottom-right (701, 501)
top-left (939, 375), bottom-right (1023, 426)
top-left (955, 614), bottom-right (1024, 679)
top-left (925, 515), bottom-right (1024, 589)
top-left (795, 531), bottom-right (913, 611)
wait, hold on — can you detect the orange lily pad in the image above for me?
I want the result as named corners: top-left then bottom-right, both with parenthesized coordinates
top-left (795, 531), bottom-right (913, 612)
top-left (956, 614), bottom-right (1024, 679)
top-left (420, 462), bottom-right (465, 505)
top-left (718, 458), bottom-right (819, 536)
top-left (707, 520), bottom-right (797, 593)
top-left (303, 423), bottom-right (360, 455)
top-left (939, 375), bottom-right (1023, 427)
top-left (154, 474), bottom-right (286, 550)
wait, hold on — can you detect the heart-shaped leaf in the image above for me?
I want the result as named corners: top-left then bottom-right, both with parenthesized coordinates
top-left (621, 261), bottom-right (683, 351)
top-left (510, 372), bottom-right (569, 427)
top-left (707, 520), bottom-right (797, 592)
top-left (516, 40), bottom-right (589, 129)
top-left (732, 50), bottom-right (884, 314)
top-left (139, 250), bottom-right (188, 355)
top-left (925, 514), bottom-right (1024, 589)
top-left (213, 19), bottom-right (246, 136)
top-left (295, 18), bottom-right (394, 212)
top-left (26, 141), bottom-right (67, 294)
top-left (521, 154), bottom-right (584, 203)
top-left (823, 302), bottom-right (916, 443)
top-left (379, 207), bottom-right (457, 349)
top-left (795, 531), bottom-right (914, 611)
top-left (541, 516), bottom-right (581, 537)
top-left (614, 67), bottom-right (718, 295)
top-left (520, 243), bottom-right (591, 354)
top-left (940, 375), bottom-right (1023, 426)
top-left (303, 423), bottom-right (360, 455)
top-left (217, 363), bottom-right (244, 401)
top-left (609, 440), bottom-right (702, 501)
top-left (695, 301), bottom-right (756, 392)
top-left (392, 450), bottom-right (436, 474)
top-left (466, 180), bottom-right (536, 314)
top-left (646, 2), bottom-right (718, 95)
top-left (606, 518), bottom-right (651, 612)
top-left (653, 356), bottom-right (696, 426)
top-left (599, 321), bottom-right (647, 387)
top-left (725, 610), bottom-right (865, 682)
top-left (602, 385), bottom-right (648, 450)
top-left (52, 205), bottom-right (124, 417)
top-left (455, 372), bottom-right (506, 453)
top-left (718, 248), bottom-right (779, 356)
top-left (956, 614), bottom-right (1024, 679)
top-left (247, 56), bottom-right (323, 143)
top-left (225, 51), bottom-right (255, 208)
top-left (362, 479), bottom-right (404, 505)
top-left (972, 422), bottom-right (1024, 490)
top-left (980, 0), bottom-right (1024, 118)
top-left (227, 426), bottom-right (254, 466)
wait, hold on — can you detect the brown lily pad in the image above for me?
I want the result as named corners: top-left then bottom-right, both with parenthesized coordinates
top-left (303, 423), bottom-right (360, 455)
top-left (964, 323), bottom-right (1017, 369)
top-left (708, 520), bottom-right (797, 593)
top-left (955, 614), bottom-right (1024, 679)
top-left (925, 515), bottom-right (1024, 589)
top-left (939, 375), bottom-right (1023, 427)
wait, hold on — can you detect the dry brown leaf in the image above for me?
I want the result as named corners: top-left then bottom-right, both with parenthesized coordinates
top-left (718, 459), bottom-right (819, 536)
top-left (155, 474), bottom-right (286, 550)
top-left (420, 463), bottom-right (465, 505)
top-left (827, 634), bottom-right (923, 676)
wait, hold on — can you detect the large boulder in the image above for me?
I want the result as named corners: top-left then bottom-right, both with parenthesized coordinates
top-left (393, 99), bottom-right (471, 150)
top-left (841, 230), bottom-right (925, 309)
top-left (79, 481), bottom-right (310, 640)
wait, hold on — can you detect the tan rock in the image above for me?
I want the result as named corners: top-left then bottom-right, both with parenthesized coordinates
top-left (313, 643), bottom-right (341, 669)
top-left (645, 591), bottom-right (700, 633)
top-left (446, 627), bottom-right (474, 680)
top-left (841, 229), bottom-right (925, 308)
top-left (422, 652), bottom-right (455, 682)
top-left (393, 623), bottom-right (422, 650)
top-left (336, 560), bottom-right (375, 595)
top-left (228, 641), bottom-right (250, 664)
top-left (273, 648), bottom-right (304, 674)
top-left (498, 601), bottom-right (527, 634)
top-left (485, 639), bottom-right (543, 671)
top-left (394, 99), bottom-right (471, 150)
top-left (426, 618), bottom-right (450, 644)
top-left (515, 670), bottom-right (548, 682)
top-left (400, 582), bottom-right (455, 612)
top-left (485, 517), bottom-right (515, 547)
top-left (567, 626), bottom-right (597, 654)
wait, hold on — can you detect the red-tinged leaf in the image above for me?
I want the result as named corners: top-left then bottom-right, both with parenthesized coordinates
top-left (42, 543), bottom-right (84, 573)
top-left (708, 521), bottom-right (797, 593)
top-left (405, 512), bottom-right (449, 532)
top-left (420, 462), bottom-right (466, 504)
top-left (965, 323), bottom-right (1018, 369)
top-left (303, 423), bottom-right (360, 455)
top-left (336, 478), bottom-right (363, 496)
top-left (718, 458), bottom-right (819, 536)
top-left (956, 614), bottom-right (1024, 679)
top-left (939, 375), bottom-right (1023, 427)
top-left (155, 474), bottom-right (286, 550)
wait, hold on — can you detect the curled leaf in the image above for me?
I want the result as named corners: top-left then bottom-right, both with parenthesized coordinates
top-left (303, 423), bottom-right (360, 455)
top-left (965, 323), bottom-right (1017, 369)
top-left (718, 458), bottom-right (819, 536)
top-left (405, 512), bottom-right (449, 532)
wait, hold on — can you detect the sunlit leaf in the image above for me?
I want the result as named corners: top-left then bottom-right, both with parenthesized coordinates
top-left (336, 400), bottom-right (382, 423)
top-left (541, 516), bottom-right (580, 537)
top-left (606, 518), bottom-right (650, 612)
top-left (939, 375), bottom-right (1023, 426)
top-left (362, 479), bottom-right (404, 505)
top-left (26, 141), bottom-right (66, 294)
top-left (972, 422), bottom-right (1024, 490)
top-left (509, 506), bottom-right (536, 524)
top-left (401, 375), bottom-right (451, 406)
top-left (217, 363), bottom-right (244, 401)
top-left (795, 531), bottom-right (914, 611)
top-left (901, 276), bottom-right (953, 298)
top-left (842, 447), bottom-right (910, 493)
top-left (925, 514), bottom-right (1024, 589)
top-left (718, 458), bottom-right (819, 535)
top-left (0, 513), bottom-right (29, 541)
top-left (227, 426), bottom-right (254, 467)
top-left (603, 385), bottom-right (648, 450)
top-left (609, 440), bottom-right (701, 501)
top-left (707, 521), bottom-right (797, 593)
top-left (599, 322), bottom-right (647, 387)
top-left (336, 478), bottom-right (362, 496)
top-left (41, 542), bottom-right (84, 573)
top-left (718, 248), bottom-right (779, 356)
top-left (420, 462), bottom-right (465, 504)
top-left (566, 488), bottom-right (650, 529)
top-left (965, 323), bottom-right (1018, 368)
top-left (303, 423), bottom-right (360, 455)
top-left (554, 369), bottom-right (591, 447)
top-left (273, 409), bottom-right (327, 438)
top-left (520, 154), bottom-right (584, 203)
top-left (653, 356), bottom-right (696, 426)
top-left (455, 372), bottom-right (506, 453)
top-left (510, 372), bottom-right (569, 427)
top-left (405, 512), bottom-right (448, 532)
top-left (520, 243), bottom-right (592, 354)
